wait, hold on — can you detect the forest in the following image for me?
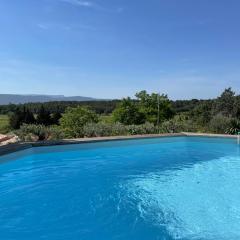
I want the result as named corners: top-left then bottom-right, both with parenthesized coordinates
top-left (0, 88), bottom-right (239, 141)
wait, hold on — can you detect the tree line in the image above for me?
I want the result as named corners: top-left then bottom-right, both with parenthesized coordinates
top-left (0, 100), bottom-right (120, 115)
top-left (1, 88), bottom-right (240, 140)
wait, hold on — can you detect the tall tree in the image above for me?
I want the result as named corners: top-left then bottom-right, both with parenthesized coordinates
top-left (51, 112), bottom-right (62, 125)
top-left (214, 88), bottom-right (235, 117)
top-left (36, 105), bottom-right (52, 125)
top-left (136, 90), bottom-right (174, 124)
top-left (9, 107), bottom-right (35, 129)
top-left (113, 98), bottom-right (145, 125)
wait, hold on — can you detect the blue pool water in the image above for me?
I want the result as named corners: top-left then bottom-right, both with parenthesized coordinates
top-left (0, 136), bottom-right (240, 240)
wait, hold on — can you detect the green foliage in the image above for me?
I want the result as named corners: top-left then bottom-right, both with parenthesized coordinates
top-left (0, 115), bottom-right (10, 134)
top-left (2, 88), bottom-right (240, 138)
top-left (208, 115), bottom-right (232, 134)
top-left (171, 99), bottom-right (202, 113)
top-left (113, 98), bottom-right (145, 125)
top-left (83, 122), bottom-right (157, 137)
top-left (60, 106), bottom-right (98, 138)
top-left (36, 105), bottom-right (52, 125)
top-left (160, 115), bottom-right (197, 133)
top-left (99, 114), bottom-right (114, 124)
top-left (15, 124), bottom-right (64, 141)
top-left (226, 119), bottom-right (240, 135)
top-left (136, 90), bottom-right (174, 124)
top-left (190, 102), bottom-right (213, 127)
top-left (83, 122), bottom-right (126, 137)
top-left (233, 96), bottom-right (240, 118)
top-left (113, 91), bottom-right (174, 125)
top-left (9, 107), bottom-right (35, 129)
top-left (213, 88), bottom-right (235, 117)
top-left (51, 112), bottom-right (62, 125)
top-left (0, 100), bottom-right (119, 115)
top-left (126, 122), bottom-right (157, 135)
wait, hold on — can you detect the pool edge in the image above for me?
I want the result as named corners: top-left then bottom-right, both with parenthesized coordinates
top-left (0, 133), bottom-right (238, 157)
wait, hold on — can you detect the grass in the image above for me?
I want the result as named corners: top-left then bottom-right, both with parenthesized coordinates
top-left (0, 115), bottom-right (10, 134)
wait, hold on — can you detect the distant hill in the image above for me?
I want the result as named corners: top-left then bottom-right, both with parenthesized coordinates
top-left (0, 94), bottom-right (98, 105)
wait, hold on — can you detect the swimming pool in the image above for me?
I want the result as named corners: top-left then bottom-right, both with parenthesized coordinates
top-left (0, 136), bottom-right (240, 240)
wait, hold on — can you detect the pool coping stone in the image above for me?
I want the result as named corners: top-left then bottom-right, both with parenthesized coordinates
top-left (0, 132), bottom-right (238, 157)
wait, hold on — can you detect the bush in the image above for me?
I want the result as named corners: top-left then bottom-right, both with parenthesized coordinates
top-left (208, 115), bottom-right (232, 134)
top-left (47, 126), bottom-right (65, 140)
top-left (83, 122), bottom-right (114, 137)
top-left (83, 122), bottom-right (158, 137)
top-left (226, 118), bottom-right (240, 135)
top-left (60, 106), bottom-right (98, 138)
top-left (83, 122), bottom-right (126, 137)
top-left (111, 122), bottom-right (128, 136)
top-left (126, 122), bottom-right (157, 135)
top-left (160, 115), bottom-right (197, 133)
top-left (15, 124), bottom-right (64, 141)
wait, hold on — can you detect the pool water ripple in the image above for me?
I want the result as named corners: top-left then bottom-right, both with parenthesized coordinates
top-left (0, 137), bottom-right (240, 240)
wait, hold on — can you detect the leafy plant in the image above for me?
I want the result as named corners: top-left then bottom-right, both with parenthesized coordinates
top-left (83, 122), bottom-right (126, 137)
top-left (15, 124), bottom-right (64, 141)
top-left (126, 122), bottom-right (157, 135)
top-left (226, 119), bottom-right (240, 135)
top-left (160, 115), bottom-right (197, 133)
top-left (113, 98), bottom-right (145, 125)
top-left (208, 115), bottom-right (232, 134)
top-left (60, 106), bottom-right (98, 138)
top-left (9, 107), bottom-right (35, 129)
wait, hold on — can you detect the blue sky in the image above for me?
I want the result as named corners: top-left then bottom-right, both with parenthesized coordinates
top-left (0, 0), bottom-right (240, 99)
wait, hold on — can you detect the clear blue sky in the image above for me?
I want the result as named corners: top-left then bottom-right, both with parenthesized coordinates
top-left (0, 0), bottom-right (240, 99)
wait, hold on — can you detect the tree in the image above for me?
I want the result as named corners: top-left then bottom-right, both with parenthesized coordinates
top-left (233, 95), bottom-right (240, 118)
top-left (190, 101), bottom-right (213, 127)
top-left (51, 112), bottom-right (62, 125)
top-left (135, 90), bottom-right (174, 124)
top-left (112, 98), bottom-right (145, 125)
top-left (60, 106), bottom-right (98, 138)
top-left (214, 88), bottom-right (235, 117)
top-left (9, 107), bottom-right (35, 129)
top-left (36, 105), bottom-right (52, 125)
top-left (9, 108), bottom-right (23, 129)
top-left (23, 107), bottom-right (35, 124)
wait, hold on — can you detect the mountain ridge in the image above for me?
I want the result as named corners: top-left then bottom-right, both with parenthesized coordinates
top-left (0, 94), bottom-right (98, 105)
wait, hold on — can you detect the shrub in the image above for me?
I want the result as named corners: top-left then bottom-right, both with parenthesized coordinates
top-left (126, 122), bottom-right (157, 135)
top-left (15, 124), bottom-right (64, 141)
top-left (60, 106), bottom-right (98, 138)
top-left (83, 122), bottom-right (157, 137)
top-left (160, 115), bottom-right (197, 133)
top-left (226, 118), bottom-right (240, 135)
top-left (83, 122), bottom-right (126, 137)
top-left (208, 115), bottom-right (232, 134)
top-left (47, 126), bottom-right (65, 140)
top-left (111, 122), bottom-right (128, 136)
top-left (83, 122), bottom-right (114, 137)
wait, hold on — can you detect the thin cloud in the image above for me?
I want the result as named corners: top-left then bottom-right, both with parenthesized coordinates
top-left (59, 0), bottom-right (124, 13)
top-left (36, 22), bottom-right (95, 31)
top-left (37, 23), bottom-right (50, 30)
top-left (60, 0), bottom-right (95, 8)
